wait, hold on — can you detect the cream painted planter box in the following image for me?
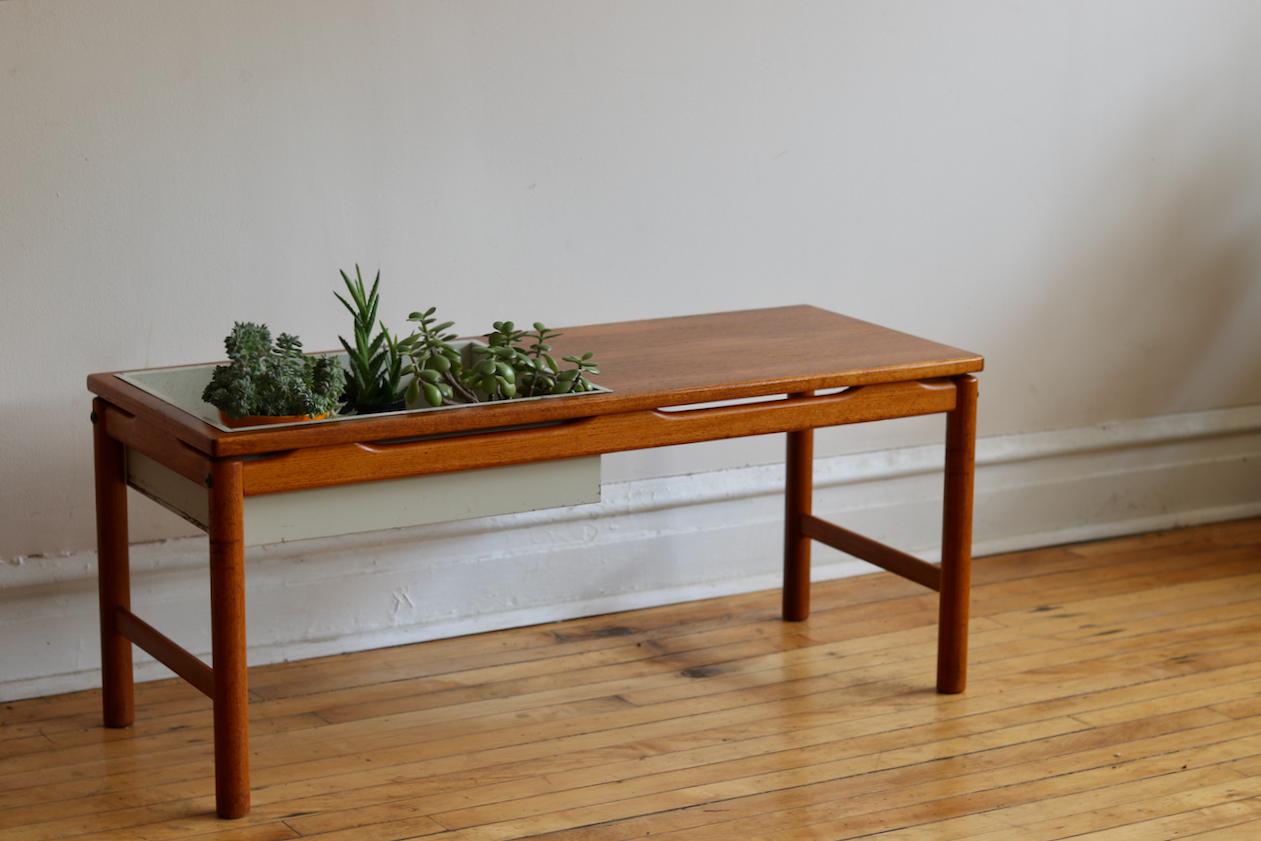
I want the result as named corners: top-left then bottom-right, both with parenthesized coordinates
top-left (116, 348), bottom-right (604, 545)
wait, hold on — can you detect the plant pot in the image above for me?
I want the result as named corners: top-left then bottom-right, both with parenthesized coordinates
top-left (218, 410), bottom-right (329, 429)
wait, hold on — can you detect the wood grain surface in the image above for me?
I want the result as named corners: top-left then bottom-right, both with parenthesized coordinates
top-left (239, 379), bottom-right (956, 495)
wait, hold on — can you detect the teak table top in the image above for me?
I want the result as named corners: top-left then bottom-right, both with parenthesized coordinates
top-left (87, 305), bottom-right (983, 458)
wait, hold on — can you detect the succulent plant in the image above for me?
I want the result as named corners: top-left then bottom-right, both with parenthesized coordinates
top-left (468, 320), bottom-right (529, 400)
top-left (397, 311), bottom-right (601, 407)
top-left (210, 273), bottom-right (603, 419)
top-left (402, 307), bottom-right (474, 408)
top-left (470, 321), bottom-right (600, 398)
top-left (335, 266), bottom-right (414, 414)
top-left (554, 350), bottom-right (601, 393)
top-left (519, 323), bottom-right (600, 395)
top-left (202, 322), bottom-right (345, 419)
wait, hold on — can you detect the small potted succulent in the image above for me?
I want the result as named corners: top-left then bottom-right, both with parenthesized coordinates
top-left (202, 322), bottom-right (346, 427)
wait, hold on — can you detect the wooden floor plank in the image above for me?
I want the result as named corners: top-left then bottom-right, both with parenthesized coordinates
top-left (535, 716), bottom-right (1261, 841)
top-left (9, 607), bottom-right (1245, 827)
top-left (1, 517), bottom-right (1259, 840)
top-left (1068, 796), bottom-right (1261, 839)
top-left (9, 564), bottom-right (1250, 801)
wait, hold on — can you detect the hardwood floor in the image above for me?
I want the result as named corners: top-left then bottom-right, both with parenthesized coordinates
top-left (2, 518), bottom-right (1261, 840)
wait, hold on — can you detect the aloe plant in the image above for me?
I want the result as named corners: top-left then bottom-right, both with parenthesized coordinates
top-left (335, 266), bottom-right (414, 414)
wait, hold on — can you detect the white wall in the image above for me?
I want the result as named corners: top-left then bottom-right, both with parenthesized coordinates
top-left (3, 1), bottom-right (1261, 699)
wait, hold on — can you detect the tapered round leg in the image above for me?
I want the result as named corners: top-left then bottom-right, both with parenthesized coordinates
top-left (209, 459), bottom-right (250, 818)
top-left (93, 400), bottom-right (134, 728)
top-left (783, 411), bottom-right (814, 621)
top-left (937, 375), bottom-right (977, 694)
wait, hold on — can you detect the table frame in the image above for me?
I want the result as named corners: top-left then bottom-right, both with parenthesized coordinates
top-left (90, 327), bottom-right (978, 820)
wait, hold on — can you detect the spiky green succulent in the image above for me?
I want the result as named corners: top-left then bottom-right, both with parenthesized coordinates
top-left (335, 265), bottom-right (415, 414)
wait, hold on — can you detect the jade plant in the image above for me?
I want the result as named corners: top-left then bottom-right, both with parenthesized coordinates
top-left (474, 321), bottom-right (600, 399)
top-left (401, 307), bottom-right (473, 408)
top-left (335, 266), bottom-right (416, 414)
top-left (202, 322), bottom-right (345, 420)
top-left (396, 310), bottom-right (601, 408)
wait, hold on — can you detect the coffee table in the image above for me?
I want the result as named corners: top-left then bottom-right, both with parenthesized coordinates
top-left (87, 305), bottom-right (982, 818)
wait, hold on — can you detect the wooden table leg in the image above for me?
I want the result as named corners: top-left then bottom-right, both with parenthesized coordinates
top-left (783, 405), bottom-right (814, 621)
top-left (92, 399), bottom-right (134, 728)
top-left (937, 375), bottom-right (978, 694)
top-left (209, 459), bottom-right (250, 818)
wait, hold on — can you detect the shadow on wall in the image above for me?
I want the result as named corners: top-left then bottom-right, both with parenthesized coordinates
top-left (1013, 78), bottom-right (1261, 429)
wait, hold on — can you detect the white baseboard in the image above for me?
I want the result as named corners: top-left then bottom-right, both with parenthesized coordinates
top-left (2, 404), bottom-right (1260, 702)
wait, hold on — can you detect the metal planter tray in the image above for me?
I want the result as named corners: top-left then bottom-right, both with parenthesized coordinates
top-left (116, 341), bottom-right (610, 433)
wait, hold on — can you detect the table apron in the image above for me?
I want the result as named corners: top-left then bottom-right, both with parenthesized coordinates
top-left (240, 378), bottom-right (958, 496)
top-left (99, 402), bottom-right (211, 486)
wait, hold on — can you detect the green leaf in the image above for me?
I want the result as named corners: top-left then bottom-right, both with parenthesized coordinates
top-left (348, 267), bottom-right (368, 310)
top-left (350, 354), bottom-right (372, 385)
